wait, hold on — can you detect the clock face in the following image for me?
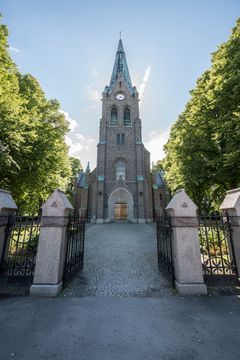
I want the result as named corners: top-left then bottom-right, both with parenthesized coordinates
top-left (116, 93), bottom-right (125, 100)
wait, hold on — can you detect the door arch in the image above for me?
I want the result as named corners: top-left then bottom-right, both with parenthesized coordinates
top-left (108, 188), bottom-right (134, 222)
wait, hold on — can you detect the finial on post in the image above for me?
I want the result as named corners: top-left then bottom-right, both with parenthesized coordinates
top-left (119, 31), bottom-right (122, 39)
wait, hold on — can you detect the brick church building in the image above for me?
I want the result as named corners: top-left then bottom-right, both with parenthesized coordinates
top-left (74, 39), bottom-right (169, 222)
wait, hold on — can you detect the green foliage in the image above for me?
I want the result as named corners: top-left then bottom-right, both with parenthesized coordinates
top-left (66, 157), bottom-right (82, 201)
top-left (199, 225), bottom-right (228, 256)
top-left (152, 160), bottom-right (164, 172)
top-left (0, 17), bottom-right (80, 212)
top-left (163, 18), bottom-right (240, 211)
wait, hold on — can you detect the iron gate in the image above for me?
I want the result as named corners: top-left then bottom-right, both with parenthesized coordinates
top-left (0, 215), bottom-right (40, 280)
top-left (199, 215), bottom-right (239, 286)
top-left (63, 215), bottom-right (86, 283)
top-left (156, 214), bottom-right (175, 287)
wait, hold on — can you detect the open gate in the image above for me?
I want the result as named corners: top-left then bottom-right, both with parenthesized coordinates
top-left (156, 214), bottom-right (175, 287)
top-left (63, 215), bottom-right (86, 284)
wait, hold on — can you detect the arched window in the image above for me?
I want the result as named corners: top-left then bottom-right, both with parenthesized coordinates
top-left (123, 107), bottom-right (131, 126)
top-left (111, 107), bottom-right (118, 126)
top-left (116, 159), bottom-right (126, 180)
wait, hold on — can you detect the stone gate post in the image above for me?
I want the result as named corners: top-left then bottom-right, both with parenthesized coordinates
top-left (30, 189), bottom-right (73, 297)
top-left (166, 189), bottom-right (207, 295)
top-left (0, 190), bottom-right (18, 269)
top-left (220, 188), bottom-right (240, 276)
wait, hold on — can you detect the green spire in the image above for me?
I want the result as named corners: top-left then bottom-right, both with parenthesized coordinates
top-left (108, 39), bottom-right (133, 94)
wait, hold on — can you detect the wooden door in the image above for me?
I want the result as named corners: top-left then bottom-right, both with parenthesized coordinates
top-left (114, 203), bottom-right (128, 220)
top-left (121, 204), bottom-right (127, 220)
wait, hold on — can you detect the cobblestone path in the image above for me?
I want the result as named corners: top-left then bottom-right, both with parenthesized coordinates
top-left (61, 223), bottom-right (172, 297)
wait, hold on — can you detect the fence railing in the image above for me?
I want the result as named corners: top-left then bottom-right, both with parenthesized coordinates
top-left (156, 213), bottom-right (239, 289)
top-left (198, 215), bottom-right (239, 286)
top-left (156, 214), bottom-right (175, 287)
top-left (0, 215), bottom-right (40, 280)
top-left (0, 212), bottom-right (86, 288)
top-left (63, 215), bottom-right (86, 284)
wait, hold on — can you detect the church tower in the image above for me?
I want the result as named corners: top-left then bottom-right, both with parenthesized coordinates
top-left (87, 39), bottom-right (153, 223)
top-left (74, 39), bottom-right (169, 221)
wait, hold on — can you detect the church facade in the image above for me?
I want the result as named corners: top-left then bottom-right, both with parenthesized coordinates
top-left (74, 39), bottom-right (169, 223)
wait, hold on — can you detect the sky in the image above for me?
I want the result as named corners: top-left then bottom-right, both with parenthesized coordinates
top-left (1, 0), bottom-right (240, 169)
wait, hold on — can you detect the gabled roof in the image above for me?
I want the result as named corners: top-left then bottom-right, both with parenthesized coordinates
top-left (77, 171), bottom-right (86, 188)
top-left (106, 39), bottom-right (135, 94)
top-left (156, 171), bottom-right (165, 187)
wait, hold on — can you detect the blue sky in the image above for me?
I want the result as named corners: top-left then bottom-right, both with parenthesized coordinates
top-left (1, 0), bottom-right (240, 168)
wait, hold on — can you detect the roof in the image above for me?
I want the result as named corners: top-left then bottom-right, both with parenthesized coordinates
top-left (77, 171), bottom-right (86, 188)
top-left (156, 171), bottom-right (165, 187)
top-left (106, 39), bottom-right (135, 94)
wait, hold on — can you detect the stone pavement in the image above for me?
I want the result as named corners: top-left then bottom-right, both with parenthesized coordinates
top-left (1, 224), bottom-right (240, 359)
top-left (0, 295), bottom-right (240, 360)
top-left (61, 223), bottom-right (172, 297)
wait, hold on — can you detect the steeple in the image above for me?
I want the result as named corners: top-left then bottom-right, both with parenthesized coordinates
top-left (107, 39), bottom-right (134, 94)
top-left (86, 162), bottom-right (90, 174)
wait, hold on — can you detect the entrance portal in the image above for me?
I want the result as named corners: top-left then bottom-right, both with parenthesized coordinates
top-left (114, 203), bottom-right (128, 221)
top-left (108, 187), bottom-right (134, 222)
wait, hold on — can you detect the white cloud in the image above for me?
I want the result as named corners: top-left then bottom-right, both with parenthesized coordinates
top-left (59, 110), bottom-right (78, 130)
top-left (88, 87), bottom-right (101, 102)
top-left (61, 110), bottom-right (97, 169)
top-left (139, 65), bottom-right (151, 100)
top-left (145, 128), bottom-right (170, 164)
top-left (143, 66), bottom-right (151, 83)
top-left (9, 46), bottom-right (20, 53)
top-left (91, 67), bottom-right (99, 79)
top-left (64, 135), bottom-right (72, 147)
top-left (76, 133), bottom-right (85, 141)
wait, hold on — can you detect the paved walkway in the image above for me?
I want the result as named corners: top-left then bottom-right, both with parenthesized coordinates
top-left (61, 223), bottom-right (171, 297)
top-left (1, 296), bottom-right (240, 360)
top-left (1, 224), bottom-right (240, 359)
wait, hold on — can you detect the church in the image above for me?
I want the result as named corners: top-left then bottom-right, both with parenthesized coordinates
top-left (74, 39), bottom-right (169, 223)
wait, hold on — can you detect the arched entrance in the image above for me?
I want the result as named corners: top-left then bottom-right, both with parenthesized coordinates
top-left (108, 188), bottom-right (134, 222)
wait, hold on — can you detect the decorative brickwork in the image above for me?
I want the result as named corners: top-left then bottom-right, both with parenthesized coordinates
top-left (74, 40), bottom-right (169, 222)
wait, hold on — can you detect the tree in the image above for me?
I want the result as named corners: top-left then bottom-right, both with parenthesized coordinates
top-left (15, 74), bottom-right (72, 211)
top-left (0, 18), bottom-right (25, 184)
top-left (0, 17), bottom-right (74, 212)
top-left (163, 18), bottom-right (240, 211)
top-left (66, 157), bottom-right (82, 201)
top-left (152, 160), bottom-right (164, 172)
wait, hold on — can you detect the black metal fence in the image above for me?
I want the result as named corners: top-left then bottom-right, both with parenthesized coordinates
top-left (0, 215), bottom-right (40, 280)
top-left (199, 215), bottom-right (239, 286)
top-left (156, 214), bottom-right (175, 287)
top-left (63, 215), bottom-right (86, 283)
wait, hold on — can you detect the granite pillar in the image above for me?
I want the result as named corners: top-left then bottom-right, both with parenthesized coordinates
top-left (166, 189), bottom-right (207, 295)
top-left (220, 188), bottom-right (240, 276)
top-left (30, 189), bottom-right (73, 297)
